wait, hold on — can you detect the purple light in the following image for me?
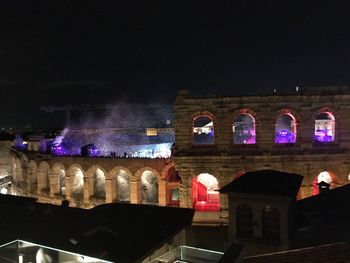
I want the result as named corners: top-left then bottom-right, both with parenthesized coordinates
top-left (314, 129), bottom-right (334, 143)
top-left (275, 129), bottom-right (296, 144)
top-left (51, 144), bottom-right (67, 156)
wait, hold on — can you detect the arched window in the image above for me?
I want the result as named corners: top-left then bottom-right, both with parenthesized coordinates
top-left (275, 113), bottom-right (296, 144)
top-left (236, 204), bottom-right (253, 238)
top-left (166, 166), bottom-right (181, 206)
top-left (314, 112), bottom-right (335, 143)
top-left (262, 206), bottom-right (280, 241)
top-left (192, 173), bottom-right (220, 212)
top-left (94, 168), bottom-right (106, 199)
top-left (141, 170), bottom-right (158, 204)
top-left (116, 169), bottom-right (130, 202)
top-left (193, 116), bottom-right (214, 145)
top-left (233, 114), bottom-right (256, 144)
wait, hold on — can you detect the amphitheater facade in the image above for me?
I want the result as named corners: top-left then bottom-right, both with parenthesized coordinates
top-left (10, 87), bottom-right (350, 225)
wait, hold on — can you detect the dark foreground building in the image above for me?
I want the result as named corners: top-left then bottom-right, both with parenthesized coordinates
top-left (0, 194), bottom-right (194, 263)
top-left (220, 169), bottom-right (350, 262)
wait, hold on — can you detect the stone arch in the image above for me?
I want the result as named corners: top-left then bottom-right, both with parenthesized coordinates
top-left (192, 173), bottom-right (220, 212)
top-left (232, 110), bottom-right (256, 145)
top-left (107, 166), bottom-right (133, 180)
top-left (314, 108), bottom-right (336, 143)
top-left (109, 166), bottom-right (132, 202)
top-left (136, 167), bottom-right (160, 204)
top-left (162, 162), bottom-right (181, 206)
top-left (67, 164), bottom-right (85, 199)
top-left (274, 110), bottom-right (297, 144)
top-left (191, 111), bottom-right (216, 145)
top-left (38, 161), bottom-right (50, 193)
top-left (51, 163), bottom-right (67, 195)
top-left (87, 165), bottom-right (107, 199)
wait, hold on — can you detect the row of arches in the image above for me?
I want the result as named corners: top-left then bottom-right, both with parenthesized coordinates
top-left (15, 161), bottom-right (182, 207)
top-left (11, 157), bottom-right (343, 211)
top-left (193, 110), bottom-right (335, 145)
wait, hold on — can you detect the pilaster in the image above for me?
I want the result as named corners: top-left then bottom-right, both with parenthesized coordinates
top-left (130, 180), bottom-right (140, 204)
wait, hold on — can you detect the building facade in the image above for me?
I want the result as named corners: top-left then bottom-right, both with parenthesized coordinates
top-left (172, 87), bottom-right (350, 224)
top-left (8, 87), bottom-right (350, 226)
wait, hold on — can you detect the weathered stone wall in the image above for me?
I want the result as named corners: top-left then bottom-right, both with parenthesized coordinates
top-left (173, 89), bottom-right (350, 223)
top-left (0, 141), bottom-right (12, 178)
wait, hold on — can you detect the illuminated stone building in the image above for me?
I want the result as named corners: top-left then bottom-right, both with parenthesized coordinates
top-left (8, 86), bottom-right (350, 227)
top-left (10, 150), bottom-right (181, 209)
top-left (172, 87), bottom-right (350, 224)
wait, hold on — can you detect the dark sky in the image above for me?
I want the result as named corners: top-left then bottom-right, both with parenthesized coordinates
top-left (1, 1), bottom-right (350, 128)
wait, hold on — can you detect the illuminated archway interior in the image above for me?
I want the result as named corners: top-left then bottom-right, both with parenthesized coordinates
top-left (193, 116), bottom-right (214, 145)
top-left (233, 113), bottom-right (256, 144)
top-left (72, 169), bottom-right (84, 198)
top-left (166, 167), bottom-right (181, 206)
top-left (59, 169), bottom-right (66, 195)
top-left (116, 169), bottom-right (130, 202)
top-left (314, 112), bottom-right (335, 142)
top-left (141, 170), bottom-right (158, 204)
top-left (94, 168), bottom-right (106, 199)
top-left (192, 173), bottom-right (220, 212)
top-left (275, 113), bottom-right (296, 144)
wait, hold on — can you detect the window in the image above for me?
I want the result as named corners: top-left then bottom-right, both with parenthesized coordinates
top-left (193, 116), bottom-right (214, 145)
top-left (233, 114), bottom-right (256, 144)
top-left (275, 113), bottom-right (296, 144)
top-left (236, 204), bottom-right (253, 238)
top-left (314, 112), bottom-right (335, 143)
top-left (192, 173), bottom-right (220, 212)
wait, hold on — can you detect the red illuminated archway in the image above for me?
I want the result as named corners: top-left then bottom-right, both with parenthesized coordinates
top-left (192, 173), bottom-right (220, 212)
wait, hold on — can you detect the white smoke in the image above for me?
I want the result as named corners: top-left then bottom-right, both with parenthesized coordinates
top-left (53, 128), bottom-right (69, 145)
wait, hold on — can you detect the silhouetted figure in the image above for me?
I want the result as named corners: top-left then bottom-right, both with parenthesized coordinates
top-left (124, 152), bottom-right (127, 158)
top-left (318, 181), bottom-right (331, 193)
top-left (61, 200), bottom-right (69, 207)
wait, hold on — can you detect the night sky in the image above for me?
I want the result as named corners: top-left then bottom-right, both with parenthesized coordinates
top-left (1, 1), bottom-right (350, 128)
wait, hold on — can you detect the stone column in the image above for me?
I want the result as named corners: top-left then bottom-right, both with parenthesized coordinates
top-left (84, 176), bottom-right (94, 204)
top-left (179, 174), bottom-right (192, 208)
top-left (36, 170), bottom-right (45, 195)
top-left (130, 179), bottom-right (140, 204)
top-left (65, 175), bottom-right (73, 201)
top-left (158, 179), bottom-right (167, 206)
top-left (27, 167), bottom-right (36, 192)
top-left (105, 178), bottom-right (115, 203)
top-left (49, 171), bottom-right (59, 197)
